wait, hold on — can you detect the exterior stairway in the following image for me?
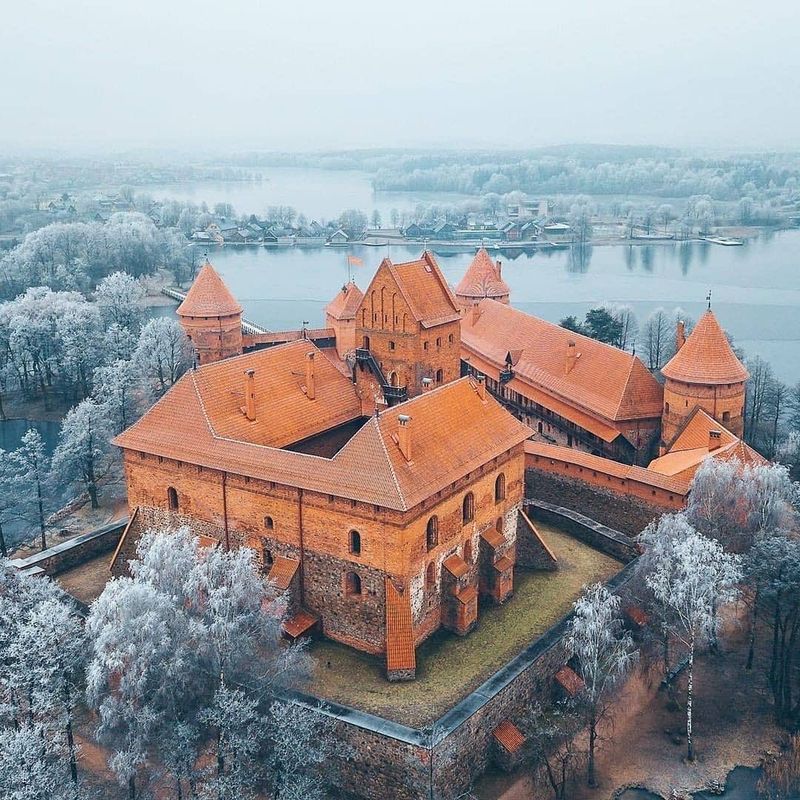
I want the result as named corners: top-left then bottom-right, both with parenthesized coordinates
top-left (355, 348), bottom-right (408, 405)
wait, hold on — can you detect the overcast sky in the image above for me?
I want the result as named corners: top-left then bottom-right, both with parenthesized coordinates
top-left (1, 0), bottom-right (797, 153)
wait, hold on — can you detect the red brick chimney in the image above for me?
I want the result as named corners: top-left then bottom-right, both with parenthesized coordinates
top-left (676, 320), bottom-right (686, 352)
top-left (709, 429), bottom-right (722, 451)
top-left (398, 414), bottom-right (412, 461)
top-left (305, 352), bottom-right (316, 400)
top-left (476, 374), bottom-right (486, 401)
top-left (496, 260), bottom-right (502, 278)
top-left (565, 341), bottom-right (577, 375)
top-left (244, 369), bottom-right (256, 421)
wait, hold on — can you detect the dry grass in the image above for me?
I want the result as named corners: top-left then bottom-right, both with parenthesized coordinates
top-left (307, 523), bottom-right (622, 726)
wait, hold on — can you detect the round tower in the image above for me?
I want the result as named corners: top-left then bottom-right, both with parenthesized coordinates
top-left (454, 248), bottom-right (510, 307)
top-left (661, 310), bottom-right (748, 444)
top-left (176, 261), bottom-right (243, 365)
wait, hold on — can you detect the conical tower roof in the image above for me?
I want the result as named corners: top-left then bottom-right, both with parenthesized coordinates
top-left (177, 262), bottom-right (242, 318)
top-left (454, 248), bottom-right (510, 301)
top-left (325, 281), bottom-right (364, 321)
top-left (661, 310), bottom-right (748, 385)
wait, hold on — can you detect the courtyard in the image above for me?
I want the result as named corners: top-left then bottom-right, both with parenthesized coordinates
top-left (307, 522), bottom-right (622, 726)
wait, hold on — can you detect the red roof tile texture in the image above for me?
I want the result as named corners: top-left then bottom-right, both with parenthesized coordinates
top-left (267, 556), bottom-right (300, 591)
top-left (462, 300), bottom-right (663, 428)
top-left (661, 310), bottom-right (749, 385)
top-left (525, 441), bottom-right (690, 495)
top-left (648, 408), bottom-right (766, 483)
top-left (282, 609), bottom-right (318, 638)
top-left (325, 281), bottom-right (364, 321)
top-left (443, 554), bottom-right (470, 578)
top-left (177, 262), bottom-right (243, 318)
top-left (382, 252), bottom-right (462, 328)
top-left (555, 665), bottom-right (585, 697)
top-left (114, 342), bottom-right (530, 511)
top-left (454, 248), bottom-right (510, 301)
top-left (493, 721), bottom-right (526, 754)
top-left (385, 579), bottom-right (415, 673)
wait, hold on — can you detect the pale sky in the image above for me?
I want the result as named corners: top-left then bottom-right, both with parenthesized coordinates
top-left (1, 0), bottom-right (798, 153)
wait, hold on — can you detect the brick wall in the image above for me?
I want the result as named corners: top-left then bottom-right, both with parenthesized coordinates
top-left (179, 311), bottom-right (243, 364)
top-left (524, 466), bottom-right (672, 538)
top-left (663, 378), bottom-right (746, 442)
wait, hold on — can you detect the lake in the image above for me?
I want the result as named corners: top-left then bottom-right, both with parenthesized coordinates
top-left (192, 229), bottom-right (800, 385)
top-left (141, 167), bottom-right (473, 222)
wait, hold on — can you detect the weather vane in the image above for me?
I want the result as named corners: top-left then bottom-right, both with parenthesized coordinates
top-left (706, 289), bottom-right (712, 310)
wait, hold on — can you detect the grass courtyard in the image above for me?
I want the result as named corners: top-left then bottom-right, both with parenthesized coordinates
top-left (306, 522), bottom-right (622, 726)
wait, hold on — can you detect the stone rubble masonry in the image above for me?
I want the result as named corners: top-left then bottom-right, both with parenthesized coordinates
top-left (117, 442), bottom-right (524, 664)
top-left (524, 464), bottom-right (677, 538)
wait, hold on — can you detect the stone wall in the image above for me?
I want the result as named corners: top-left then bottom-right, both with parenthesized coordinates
top-left (11, 519), bottom-right (127, 577)
top-left (525, 466), bottom-right (672, 537)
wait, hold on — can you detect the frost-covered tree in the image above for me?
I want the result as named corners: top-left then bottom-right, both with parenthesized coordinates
top-left (103, 322), bottom-right (138, 363)
top-left (86, 528), bottom-right (321, 800)
top-left (0, 448), bottom-right (21, 556)
top-left (12, 428), bottom-right (50, 550)
top-left (134, 317), bottom-right (193, 396)
top-left (50, 398), bottom-right (114, 509)
top-left (646, 522), bottom-right (742, 760)
top-left (0, 564), bottom-right (87, 796)
top-left (567, 583), bottom-right (637, 786)
top-left (93, 359), bottom-right (141, 434)
top-left (94, 271), bottom-right (145, 331)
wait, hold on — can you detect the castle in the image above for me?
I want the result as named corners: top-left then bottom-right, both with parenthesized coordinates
top-left (112, 249), bottom-right (760, 678)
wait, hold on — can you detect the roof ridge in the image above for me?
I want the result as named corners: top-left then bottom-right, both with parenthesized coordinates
top-left (423, 251), bottom-right (461, 313)
top-left (612, 354), bottom-right (639, 419)
top-left (371, 415), bottom-right (407, 511)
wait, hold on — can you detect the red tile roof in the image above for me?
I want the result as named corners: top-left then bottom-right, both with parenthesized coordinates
top-left (461, 300), bottom-right (663, 434)
top-left (625, 606), bottom-right (650, 628)
top-left (267, 556), bottom-right (299, 591)
top-left (493, 721), bottom-right (526, 754)
top-left (454, 248), bottom-right (510, 301)
top-left (177, 262), bottom-right (242, 318)
top-left (375, 252), bottom-right (462, 329)
top-left (325, 281), bottom-right (364, 321)
top-left (648, 407), bottom-right (766, 484)
top-left (493, 554), bottom-right (514, 573)
top-left (555, 665), bottom-right (585, 696)
top-left (282, 609), bottom-right (318, 638)
top-left (480, 528), bottom-right (506, 549)
top-left (661, 310), bottom-right (748, 385)
top-left (456, 585), bottom-right (479, 604)
top-left (115, 344), bottom-right (530, 511)
top-left (525, 441), bottom-right (690, 495)
top-left (443, 554), bottom-right (470, 578)
top-left (385, 579), bottom-right (415, 673)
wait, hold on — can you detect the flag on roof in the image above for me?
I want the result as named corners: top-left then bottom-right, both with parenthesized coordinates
top-left (347, 255), bottom-right (363, 266)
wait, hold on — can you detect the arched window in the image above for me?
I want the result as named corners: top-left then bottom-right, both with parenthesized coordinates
top-left (537, 421), bottom-right (543, 433)
top-left (448, 334), bottom-right (454, 344)
top-left (464, 538), bottom-right (473, 564)
top-left (345, 572), bottom-right (362, 596)
top-left (426, 516), bottom-right (439, 551)
top-left (426, 562), bottom-right (435, 591)
top-left (664, 402), bottom-right (670, 414)
top-left (496, 517), bottom-right (504, 534)
top-left (462, 492), bottom-right (475, 524)
top-left (263, 547), bottom-right (274, 567)
top-left (167, 487), bottom-right (178, 511)
top-left (435, 369), bottom-right (443, 384)
top-left (264, 516), bottom-right (274, 530)
top-left (349, 530), bottom-right (361, 555)
top-left (495, 473), bottom-right (506, 503)
top-left (389, 340), bottom-right (396, 351)
top-left (436, 337), bottom-right (442, 348)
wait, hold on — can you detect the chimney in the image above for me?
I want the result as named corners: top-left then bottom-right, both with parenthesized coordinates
top-left (709, 429), bottom-right (722, 451)
top-left (476, 374), bottom-right (486, 401)
top-left (305, 352), bottom-right (315, 400)
top-left (421, 377), bottom-right (433, 393)
top-left (565, 341), bottom-right (577, 374)
top-left (471, 303), bottom-right (481, 325)
top-left (397, 414), bottom-right (412, 462)
top-left (496, 260), bottom-right (502, 278)
top-left (244, 369), bottom-right (256, 421)
top-left (676, 320), bottom-right (686, 352)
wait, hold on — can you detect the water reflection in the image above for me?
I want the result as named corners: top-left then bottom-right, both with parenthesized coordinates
top-left (640, 245), bottom-right (654, 272)
top-left (568, 244), bottom-right (593, 273)
top-left (678, 241), bottom-right (693, 274)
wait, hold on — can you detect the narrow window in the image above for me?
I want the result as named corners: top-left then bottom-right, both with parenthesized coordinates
top-left (423, 341), bottom-right (429, 351)
top-left (496, 517), bottom-right (503, 534)
top-left (264, 516), bottom-right (274, 530)
top-left (664, 402), bottom-right (670, 414)
top-left (167, 487), bottom-right (178, 511)
top-left (349, 530), bottom-right (361, 555)
top-left (426, 515), bottom-right (439, 551)
top-left (426, 562), bottom-right (435, 591)
top-left (495, 473), bottom-right (506, 502)
top-left (345, 571), bottom-right (362, 596)
top-left (462, 492), bottom-right (475, 524)
top-left (263, 548), bottom-right (274, 567)
top-left (722, 410), bottom-right (730, 423)
top-left (464, 538), bottom-right (473, 564)
top-left (389, 340), bottom-right (396, 351)
top-left (435, 368), bottom-right (443, 384)
top-left (448, 334), bottom-right (454, 344)
top-left (436, 337), bottom-right (442, 348)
